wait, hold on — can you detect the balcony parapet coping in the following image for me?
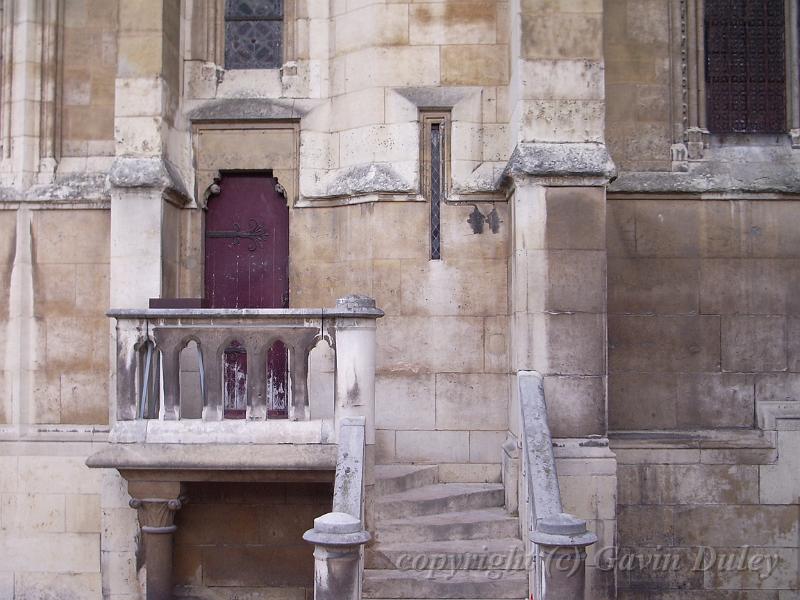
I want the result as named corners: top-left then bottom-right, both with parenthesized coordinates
top-left (107, 306), bottom-right (385, 320)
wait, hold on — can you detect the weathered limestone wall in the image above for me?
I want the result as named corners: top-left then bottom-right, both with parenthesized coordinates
top-left (0, 1), bottom-right (117, 596)
top-left (608, 198), bottom-right (800, 431)
top-left (613, 438), bottom-right (799, 598)
top-left (0, 442), bottom-right (105, 599)
top-left (291, 200), bottom-right (511, 481)
top-left (60, 1), bottom-right (118, 161)
top-left (0, 204), bottom-right (110, 599)
top-left (31, 208), bottom-right (110, 425)
top-left (603, 0), bottom-right (672, 173)
top-left (0, 205), bottom-right (110, 427)
top-left (173, 481), bottom-right (331, 599)
top-left (608, 198), bottom-right (800, 597)
top-left (510, 0), bottom-right (605, 145)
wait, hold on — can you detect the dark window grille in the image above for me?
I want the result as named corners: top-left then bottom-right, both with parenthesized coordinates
top-left (430, 123), bottom-right (442, 260)
top-left (705, 0), bottom-right (786, 133)
top-left (225, 0), bottom-right (283, 70)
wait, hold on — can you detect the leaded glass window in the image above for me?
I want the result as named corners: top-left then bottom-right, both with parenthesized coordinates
top-left (225, 0), bottom-right (283, 70)
top-left (420, 113), bottom-right (449, 261)
top-left (705, 0), bottom-right (787, 133)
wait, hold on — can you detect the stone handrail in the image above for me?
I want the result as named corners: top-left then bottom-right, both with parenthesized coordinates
top-left (518, 371), bottom-right (597, 600)
top-left (108, 296), bottom-right (383, 436)
top-left (303, 416), bottom-right (370, 600)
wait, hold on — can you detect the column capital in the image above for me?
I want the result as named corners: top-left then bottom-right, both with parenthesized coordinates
top-left (129, 496), bottom-right (186, 534)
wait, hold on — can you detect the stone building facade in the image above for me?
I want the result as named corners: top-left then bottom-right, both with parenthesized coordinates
top-left (0, 0), bottom-right (798, 599)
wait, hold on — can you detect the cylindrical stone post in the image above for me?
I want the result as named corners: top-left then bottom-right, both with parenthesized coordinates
top-left (129, 496), bottom-right (185, 600)
top-left (303, 512), bottom-right (371, 600)
top-left (532, 513), bottom-right (597, 600)
top-left (334, 295), bottom-right (379, 444)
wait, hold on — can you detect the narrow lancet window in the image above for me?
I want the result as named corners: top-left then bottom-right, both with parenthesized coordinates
top-left (430, 123), bottom-right (442, 260)
top-left (421, 112), bottom-right (449, 260)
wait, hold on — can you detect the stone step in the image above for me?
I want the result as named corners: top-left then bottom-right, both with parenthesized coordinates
top-left (374, 484), bottom-right (505, 521)
top-left (363, 569), bottom-right (528, 599)
top-left (375, 508), bottom-right (520, 543)
top-left (366, 538), bottom-right (527, 571)
top-left (375, 464), bottom-right (439, 496)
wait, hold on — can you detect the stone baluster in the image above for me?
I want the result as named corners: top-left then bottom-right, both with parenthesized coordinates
top-left (202, 341), bottom-right (224, 421)
top-left (245, 335), bottom-right (269, 420)
top-left (289, 340), bottom-right (311, 421)
top-left (160, 347), bottom-right (181, 421)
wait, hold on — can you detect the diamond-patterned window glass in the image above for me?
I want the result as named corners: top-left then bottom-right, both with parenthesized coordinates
top-left (705, 0), bottom-right (786, 133)
top-left (430, 123), bottom-right (442, 260)
top-left (225, 0), bottom-right (283, 70)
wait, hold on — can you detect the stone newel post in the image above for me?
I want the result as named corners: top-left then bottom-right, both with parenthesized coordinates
top-left (303, 512), bottom-right (371, 600)
top-left (532, 513), bottom-right (597, 600)
top-left (127, 481), bottom-right (186, 600)
top-left (334, 295), bottom-right (379, 444)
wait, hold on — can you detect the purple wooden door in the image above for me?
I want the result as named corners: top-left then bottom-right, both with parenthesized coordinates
top-left (204, 174), bottom-right (289, 419)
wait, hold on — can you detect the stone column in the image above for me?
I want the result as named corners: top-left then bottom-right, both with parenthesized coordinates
top-left (532, 513), bottom-right (597, 600)
top-left (127, 480), bottom-right (186, 600)
top-left (303, 512), bottom-right (371, 600)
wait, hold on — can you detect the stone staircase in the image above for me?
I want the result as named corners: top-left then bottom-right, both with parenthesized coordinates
top-left (364, 465), bottom-right (528, 600)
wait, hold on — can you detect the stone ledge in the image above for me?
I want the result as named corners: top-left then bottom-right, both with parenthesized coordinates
top-left (611, 161), bottom-right (800, 195)
top-left (503, 142), bottom-right (617, 182)
top-left (0, 173), bottom-right (111, 203)
top-left (302, 163), bottom-right (416, 201)
top-left (86, 442), bottom-right (338, 471)
top-left (109, 157), bottom-right (190, 203)
top-left (609, 428), bottom-right (777, 450)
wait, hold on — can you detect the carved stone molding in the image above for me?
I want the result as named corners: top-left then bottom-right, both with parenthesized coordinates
top-left (129, 496), bottom-right (186, 534)
top-left (670, 0), bottom-right (709, 161)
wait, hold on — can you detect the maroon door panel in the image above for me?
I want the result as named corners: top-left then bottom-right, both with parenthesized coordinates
top-left (204, 174), bottom-right (290, 419)
top-left (205, 174), bottom-right (289, 309)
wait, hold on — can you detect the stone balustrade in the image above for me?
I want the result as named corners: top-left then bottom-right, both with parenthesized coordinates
top-left (107, 295), bottom-right (383, 445)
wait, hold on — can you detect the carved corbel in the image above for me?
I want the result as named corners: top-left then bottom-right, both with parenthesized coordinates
top-left (686, 126), bottom-right (709, 160)
top-left (198, 171), bottom-right (222, 210)
top-left (274, 178), bottom-right (287, 200)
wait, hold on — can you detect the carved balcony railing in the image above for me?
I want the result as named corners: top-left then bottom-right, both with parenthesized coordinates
top-left (106, 295), bottom-right (383, 446)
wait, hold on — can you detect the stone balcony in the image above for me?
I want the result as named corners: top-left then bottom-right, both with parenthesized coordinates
top-left (88, 295), bottom-right (383, 471)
